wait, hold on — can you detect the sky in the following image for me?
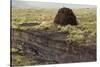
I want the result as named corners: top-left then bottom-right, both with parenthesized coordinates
top-left (12, 0), bottom-right (96, 9)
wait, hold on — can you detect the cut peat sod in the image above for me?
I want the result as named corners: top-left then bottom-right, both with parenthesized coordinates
top-left (11, 28), bottom-right (96, 66)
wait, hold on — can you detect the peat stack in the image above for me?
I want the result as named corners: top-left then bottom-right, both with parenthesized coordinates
top-left (54, 7), bottom-right (78, 25)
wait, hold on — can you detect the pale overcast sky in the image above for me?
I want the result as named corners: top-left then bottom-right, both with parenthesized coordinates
top-left (12, 0), bottom-right (96, 9)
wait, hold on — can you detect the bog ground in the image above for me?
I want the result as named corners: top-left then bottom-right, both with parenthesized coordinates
top-left (11, 8), bottom-right (96, 66)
